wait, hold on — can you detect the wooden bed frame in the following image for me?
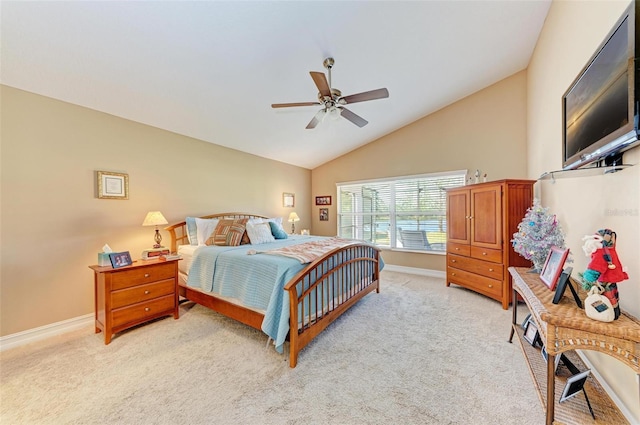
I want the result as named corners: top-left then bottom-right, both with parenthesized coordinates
top-left (165, 212), bottom-right (381, 368)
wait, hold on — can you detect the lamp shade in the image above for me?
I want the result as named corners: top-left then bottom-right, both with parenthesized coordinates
top-left (142, 211), bottom-right (168, 226)
top-left (288, 212), bottom-right (300, 223)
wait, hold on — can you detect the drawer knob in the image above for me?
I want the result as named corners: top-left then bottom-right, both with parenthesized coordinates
top-left (144, 273), bottom-right (150, 278)
top-left (145, 307), bottom-right (150, 312)
top-left (144, 290), bottom-right (150, 295)
top-left (489, 268), bottom-right (494, 272)
top-left (451, 273), bottom-right (456, 276)
top-left (455, 247), bottom-right (459, 251)
top-left (488, 284), bottom-right (493, 288)
top-left (482, 252), bottom-right (487, 256)
top-left (451, 259), bottom-right (456, 263)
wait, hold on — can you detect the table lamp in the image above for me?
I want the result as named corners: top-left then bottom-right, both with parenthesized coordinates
top-left (288, 212), bottom-right (300, 234)
top-left (142, 211), bottom-right (168, 248)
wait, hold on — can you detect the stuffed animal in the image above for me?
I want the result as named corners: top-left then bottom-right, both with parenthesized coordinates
top-left (580, 229), bottom-right (628, 320)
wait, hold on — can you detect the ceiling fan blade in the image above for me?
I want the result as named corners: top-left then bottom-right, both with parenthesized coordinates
top-left (272, 102), bottom-right (321, 108)
top-left (340, 88), bottom-right (389, 104)
top-left (310, 72), bottom-right (331, 98)
top-left (306, 109), bottom-right (326, 129)
top-left (340, 107), bottom-right (368, 128)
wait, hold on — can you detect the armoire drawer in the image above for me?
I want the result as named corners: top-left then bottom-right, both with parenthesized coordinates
top-left (470, 246), bottom-right (502, 263)
top-left (447, 242), bottom-right (471, 257)
top-left (447, 254), bottom-right (504, 281)
top-left (447, 267), bottom-right (502, 299)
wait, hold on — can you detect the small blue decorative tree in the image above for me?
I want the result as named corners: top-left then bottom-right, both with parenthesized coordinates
top-left (512, 198), bottom-right (567, 272)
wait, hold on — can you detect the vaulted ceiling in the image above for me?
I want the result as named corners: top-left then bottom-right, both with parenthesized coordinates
top-left (1, 1), bottom-right (551, 169)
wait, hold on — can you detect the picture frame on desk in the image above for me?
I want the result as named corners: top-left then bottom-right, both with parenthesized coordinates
top-left (109, 251), bottom-right (132, 268)
top-left (552, 267), bottom-right (583, 308)
top-left (540, 246), bottom-right (570, 290)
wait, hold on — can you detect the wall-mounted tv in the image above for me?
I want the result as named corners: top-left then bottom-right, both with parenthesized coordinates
top-left (562, 1), bottom-right (640, 170)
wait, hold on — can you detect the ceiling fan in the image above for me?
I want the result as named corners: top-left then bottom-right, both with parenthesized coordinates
top-left (271, 57), bottom-right (389, 129)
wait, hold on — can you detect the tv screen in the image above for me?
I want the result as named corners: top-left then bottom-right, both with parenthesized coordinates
top-left (562, 3), bottom-right (640, 170)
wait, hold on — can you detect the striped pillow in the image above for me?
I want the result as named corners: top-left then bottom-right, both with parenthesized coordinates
top-left (206, 218), bottom-right (248, 246)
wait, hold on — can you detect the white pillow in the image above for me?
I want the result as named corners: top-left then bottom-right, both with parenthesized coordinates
top-left (245, 221), bottom-right (275, 244)
top-left (195, 218), bottom-right (219, 246)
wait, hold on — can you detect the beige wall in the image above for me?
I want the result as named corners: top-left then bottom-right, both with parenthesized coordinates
top-left (312, 71), bottom-right (529, 271)
top-left (0, 85), bottom-right (311, 336)
top-left (528, 0), bottom-right (639, 421)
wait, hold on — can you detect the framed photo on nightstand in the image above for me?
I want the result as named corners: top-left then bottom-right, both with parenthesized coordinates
top-left (109, 251), bottom-right (132, 268)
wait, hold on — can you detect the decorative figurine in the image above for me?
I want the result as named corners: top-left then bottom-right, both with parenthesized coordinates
top-left (580, 229), bottom-right (628, 320)
top-left (474, 169), bottom-right (481, 184)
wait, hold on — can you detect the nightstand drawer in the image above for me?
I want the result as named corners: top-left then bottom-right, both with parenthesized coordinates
top-left (111, 279), bottom-right (175, 309)
top-left (111, 295), bottom-right (175, 328)
top-left (111, 262), bottom-right (176, 290)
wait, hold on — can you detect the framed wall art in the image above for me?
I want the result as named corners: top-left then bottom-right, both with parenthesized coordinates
top-left (283, 192), bottom-right (295, 208)
top-left (97, 171), bottom-right (129, 200)
top-left (540, 246), bottom-right (570, 290)
top-left (315, 196), bottom-right (332, 206)
top-left (319, 208), bottom-right (329, 221)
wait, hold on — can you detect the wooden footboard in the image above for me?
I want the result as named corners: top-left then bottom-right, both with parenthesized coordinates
top-left (284, 243), bottom-right (381, 368)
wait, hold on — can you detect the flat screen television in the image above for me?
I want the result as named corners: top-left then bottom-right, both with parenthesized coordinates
top-left (562, 2), bottom-right (640, 170)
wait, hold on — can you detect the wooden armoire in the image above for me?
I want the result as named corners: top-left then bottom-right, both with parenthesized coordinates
top-left (446, 179), bottom-right (535, 309)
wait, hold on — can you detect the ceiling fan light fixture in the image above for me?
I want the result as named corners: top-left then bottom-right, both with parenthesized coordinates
top-left (328, 105), bottom-right (341, 121)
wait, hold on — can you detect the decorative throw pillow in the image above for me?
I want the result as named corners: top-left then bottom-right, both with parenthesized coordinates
top-left (195, 218), bottom-right (219, 246)
top-left (206, 218), bottom-right (248, 246)
top-left (246, 221), bottom-right (275, 244)
top-left (185, 217), bottom-right (198, 245)
top-left (269, 220), bottom-right (288, 239)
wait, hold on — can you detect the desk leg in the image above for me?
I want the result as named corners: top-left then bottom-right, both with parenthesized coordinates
top-left (546, 352), bottom-right (555, 425)
top-left (509, 288), bottom-right (517, 342)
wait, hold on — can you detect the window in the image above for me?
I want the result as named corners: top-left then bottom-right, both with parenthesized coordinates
top-left (337, 171), bottom-right (466, 252)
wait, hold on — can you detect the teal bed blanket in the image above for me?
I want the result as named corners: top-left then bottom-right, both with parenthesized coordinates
top-left (186, 236), bottom-right (320, 353)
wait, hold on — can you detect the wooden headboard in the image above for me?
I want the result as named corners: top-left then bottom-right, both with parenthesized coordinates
top-left (164, 212), bottom-right (269, 252)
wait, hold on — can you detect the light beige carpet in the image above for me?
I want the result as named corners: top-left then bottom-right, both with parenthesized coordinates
top-left (1, 271), bottom-right (544, 424)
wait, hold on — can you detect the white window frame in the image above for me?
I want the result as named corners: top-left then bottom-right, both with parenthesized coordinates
top-left (336, 170), bottom-right (467, 253)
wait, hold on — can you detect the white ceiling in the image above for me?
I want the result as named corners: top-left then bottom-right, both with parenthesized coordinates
top-left (1, 1), bottom-right (551, 169)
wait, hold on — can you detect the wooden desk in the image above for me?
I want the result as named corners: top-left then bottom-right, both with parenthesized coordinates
top-left (508, 267), bottom-right (640, 425)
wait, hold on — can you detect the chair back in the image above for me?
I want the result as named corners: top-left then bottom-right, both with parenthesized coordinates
top-left (399, 229), bottom-right (431, 250)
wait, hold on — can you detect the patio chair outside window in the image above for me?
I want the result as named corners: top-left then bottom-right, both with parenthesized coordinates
top-left (399, 229), bottom-right (431, 250)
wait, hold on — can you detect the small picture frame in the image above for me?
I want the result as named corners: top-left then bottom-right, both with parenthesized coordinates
top-left (319, 208), bottom-right (329, 221)
top-left (109, 251), bottom-right (133, 268)
top-left (315, 196), bottom-right (332, 206)
top-left (523, 318), bottom-right (540, 347)
top-left (97, 171), bottom-right (129, 200)
top-left (552, 267), bottom-right (582, 307)
top-left (541, 345), bottom-right (563, 373)
top-left (540, 246), bottom-right (570, 290)
top-left (283, 192), bottom-right (295, 208)
top-left (559, 370), bottom-right (591, 403)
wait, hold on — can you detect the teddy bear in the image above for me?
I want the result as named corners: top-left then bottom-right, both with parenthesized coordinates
top-left (580, 229), bottom-right (628, 320)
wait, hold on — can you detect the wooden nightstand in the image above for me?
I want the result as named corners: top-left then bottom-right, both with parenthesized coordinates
top-left (89, 258), bottom-right (180, 344)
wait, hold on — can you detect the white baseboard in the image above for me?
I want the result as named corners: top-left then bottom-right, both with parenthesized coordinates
top-left (0, 314), bottom-right (94, 352)
top-left (575, 350), bottom-right (639, 424)
top-left (382, 264), bottom-right (446, 279)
